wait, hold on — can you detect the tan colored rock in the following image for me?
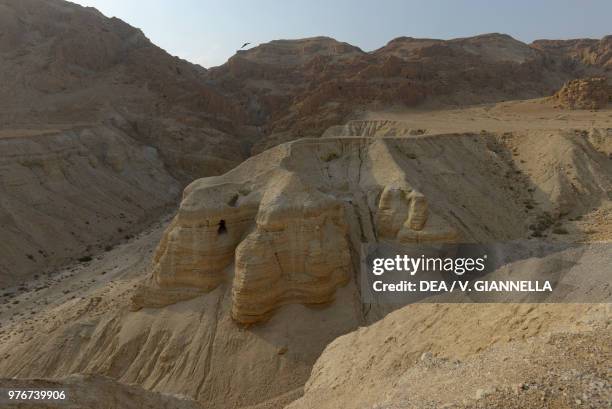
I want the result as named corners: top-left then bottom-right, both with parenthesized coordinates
top-left (3, 115), bottom-right (612, 409)
top-left (375, 184), bottom-right (413, 238)
top-left (554, 77), bottom-right (610, 110)
top-left (407, 192), bottom-right (428, 230)
top-left (232, 173), bottom-right (351, 323)
top-left (147, 130), bottom-right (566, 323)
top-left (397, 212), bottom-right (459, 243)
top-left (0, 126), bottom-right (180, 287)
top-left (150, 170), bottom-right (352, 323)
top-left (152, 187), bottom-right (259, 290)
top-left (145, 123), bottom-right (612, 324)
top-left (375, 184), bottom-right (457, 243)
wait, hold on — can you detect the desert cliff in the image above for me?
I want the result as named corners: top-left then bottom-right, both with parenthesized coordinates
top-left (0, 1), bottom-right (610, 408)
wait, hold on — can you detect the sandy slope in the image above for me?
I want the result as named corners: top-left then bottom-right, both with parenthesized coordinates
top-left (0, 215), bottom-right (362, 409)
top-left (0, 374), bottom-right (202, 409)
top-left (0, 125), bottom-right (180, 287)
top-left (0, 2), bottom-right (610, 406)
top-left (0, 100), bottom-right (610, 409)
top-left (285, 101), bottom-right (612, 409)
top-left (287, 305), bottom-right (611, 409)
top-left (357, 98), bottom-right (612, 134)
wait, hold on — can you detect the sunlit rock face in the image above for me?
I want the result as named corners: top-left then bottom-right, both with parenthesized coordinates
top-left (232, 173), bottom-right (352, 324)
top-left (553, 77), bottom-right (610, 110)
top-left (375, 185), bottom-right (458, 243)
top-left (145, 127), bottom-right (562, 323)
top-left (152, 184), bottom-right (259, 290)
top-left (149, 167), bottom-right (353, 324)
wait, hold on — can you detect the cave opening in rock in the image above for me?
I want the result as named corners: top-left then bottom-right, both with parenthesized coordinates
top-left (218, 219), bottom-right (227, 234)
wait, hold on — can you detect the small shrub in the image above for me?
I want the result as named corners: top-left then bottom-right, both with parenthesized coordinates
top-left (322, 152), bottom-right (339, 162)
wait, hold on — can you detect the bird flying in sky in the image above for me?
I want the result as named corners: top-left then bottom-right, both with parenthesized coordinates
top-left (240, 42), bottom-right (251, 49)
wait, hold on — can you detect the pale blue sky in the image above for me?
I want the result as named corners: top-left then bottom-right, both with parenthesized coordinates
top-left (72, 0), bottom-right (611, 68)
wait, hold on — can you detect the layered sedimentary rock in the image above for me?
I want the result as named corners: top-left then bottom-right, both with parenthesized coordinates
top-left (2, 0), bottom-right (610, 291)
top-left (531, 36), bottom-right (612, 70)
top-left (376, 184), bottom-right (458, 243)
top-left (152, 186), bottom-right (259, 290)
top-left (140, 127), bottom-right (578, 323)
top-left (554, 77), bottom-right (610, 109)
top-left (146, 166), bottom-right (353, 323)
top-left (2, 119), bottom-right (612, 408)
top-left (0, 0), bottom-right (249, 181)
top-left (232, 173), bottom-right (351, 323)
top-left (0, 125), bottom-right (180, 287)
top-left (0, 0), bottom-right (249, 285)
top-left (208, 34), bottom-right (612, 153)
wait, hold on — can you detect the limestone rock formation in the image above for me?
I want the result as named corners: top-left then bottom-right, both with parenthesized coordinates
top-left (140, 125), bottom-right (588, 323)
top-left (375, 184), bottom-right (458, 243)
top-left (232, 173), bottom-right (352, 323)
top-left (0, 125), bottom-right (180, 287)
top-left (2, 115), bottom-right (611, 408)
top-left (145, 159), bottom-right (353, 323)
top-left (554, 77), bottom-right (610, 109)
top-left (531, 36), bottom-right (612, 70)
top-left (139, 121), bottom-right (612, 325)
top-left (0, 1), bottom-right (611, 407)
top-left (0, 217), bottom-right (363, 409)
top-left (209, 33), bottom-right (612, 153)
top-left (0, 0), bottom-right (249, 284)
top-left (1, 0), bottom-right (610, 289)
top-left (152, 187), bottom-right (259, 291)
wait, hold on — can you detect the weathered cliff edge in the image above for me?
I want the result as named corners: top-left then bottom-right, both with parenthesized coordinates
top-left (132, 122), bottom-right (612, 324)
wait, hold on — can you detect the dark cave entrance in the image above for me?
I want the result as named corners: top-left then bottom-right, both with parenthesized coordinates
top-left (217, 219), bottom-right (227, 235)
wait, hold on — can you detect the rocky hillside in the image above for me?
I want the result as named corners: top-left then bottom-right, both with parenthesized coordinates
top-left (1, 113), bottom-right (610, 407)
top-left (207, 33), bottom-right (611, 152)
top-left (553, 77), bottom-right (611, 109)
top-left (2, 0), bottom-right (610, 172)
top-left (0, 5), bottom-right (610, 407)
top-left (135, 120), bottom-right (612, 323)
top-left (532, 36), bottom-right (612, 71)
top-left (0, 125), bottom-right (180, 288)
top-left (287, 305), bottom-right (611, 409)
top-left (0, 0), bottom-right (251, 179)
top-left (0, 0), bottom-right (251, 285)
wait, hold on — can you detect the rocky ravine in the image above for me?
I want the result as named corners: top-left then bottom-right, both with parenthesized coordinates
top-left (0, 1), bottom-right (610, 407)
top-left (0, 125), bottom-right (180, 288)
top-left (208, 34), bottom-right (612, 153)
top-left (1, 116), bottom-right (610, 408)
top-left (1, 0), bottom-right (610, 289)
top-left (0, 0), bottom-right (252, 286)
